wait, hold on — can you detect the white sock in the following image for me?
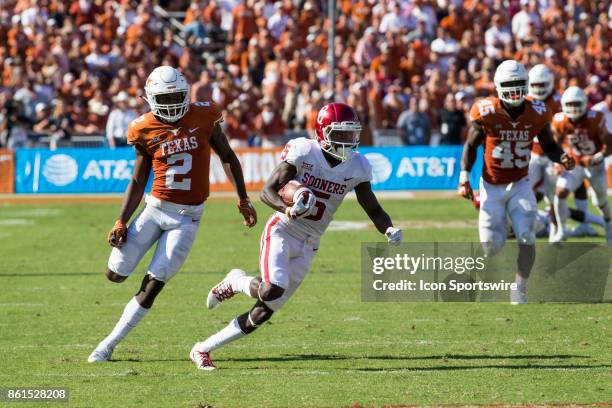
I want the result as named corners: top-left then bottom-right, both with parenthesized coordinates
top-left (195, 318), bottom-right (245, 353)
top-left (231, 275), bottom-right (255, 297)
top-left (99, 297), bottom-right (148, 349)
top-left (515, 274), bottom-right (527, 292)
top-left (554, 196), bottom-right (568, 232)
top-left (584, 211), bottom-right (605, 227)
top-left (575, 198), bottom-right (588, 214)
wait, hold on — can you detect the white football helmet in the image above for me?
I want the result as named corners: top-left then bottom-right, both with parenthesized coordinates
top-left (528, 64), bottom-right (554, 100)
top-left (144, 66), bottom-right (190, 122)
top-left (494, 60), bottom-right (528, 107)
top-left (561, 86), bottom-right (587, 120)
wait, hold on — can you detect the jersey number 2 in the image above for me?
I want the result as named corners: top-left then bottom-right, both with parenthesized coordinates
top-left (492, 141), bottom-right (530, 168)
top-left (166, 153), bottom-right (192, 190)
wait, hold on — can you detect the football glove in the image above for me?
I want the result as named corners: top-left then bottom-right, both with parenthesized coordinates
top-left (457, 170), bottom-right (473, 200)
top-left (108, 219), bottom-right (127, 248)
top-left (560, 152), bottom-right (575, 170)
top-left (285, 188), bottom-right (317, 219)
top-left (385, 227), bottom-right (403, 244)
top-left (590, 152), bottom-right (604, 166)
top-left (238, 198), bottom-right (257, 227)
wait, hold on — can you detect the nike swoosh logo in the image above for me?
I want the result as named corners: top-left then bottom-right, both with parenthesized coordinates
top-left (189, 127), bottom-right (199, 133)
top-left (524, 125), bottom-right (533, 129)
top-left (344, 177), bottom-right (354, 181)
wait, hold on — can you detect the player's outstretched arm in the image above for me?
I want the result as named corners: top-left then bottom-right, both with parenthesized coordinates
top-left (260, 161), bottom-right (297, 212)
top-left (355, 181), bottom-right (402, 243)
top-left (458, 121), bottom-right (485, 200)
top-left (210, 123), bottom-right (257, 227)
top-left (538, 124), bottom-right (575, 169)
top-left (108, 145), bottom-right (152, 247)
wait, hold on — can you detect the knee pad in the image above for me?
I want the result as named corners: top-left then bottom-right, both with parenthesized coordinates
top-left (257, 282), bottom-right (285, 302)
top-left (517, 230), bottom-right (536, 245)
top-left (238, 303), bottom-right (274, 334)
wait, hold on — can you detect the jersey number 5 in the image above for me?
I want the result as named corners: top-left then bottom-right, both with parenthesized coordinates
top-left (166, 153), bottom-right (192, 190)
top-left (305, 190), bottom-right (330, 221)
top-left (492, 141), bottom-right (530, 168)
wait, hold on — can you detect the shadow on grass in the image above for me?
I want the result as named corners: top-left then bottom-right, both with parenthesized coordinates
top-left (219, 353), bottom-right (589, 363)
top-left (353, 364), bottom-right (611, 372)
top-left (113, 353), bottom-right (592, 366)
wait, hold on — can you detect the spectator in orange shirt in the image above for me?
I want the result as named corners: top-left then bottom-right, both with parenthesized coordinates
top-left (255, 99), bottom-right (285, 147)
top-left (439, 5), bottom-right (471, 41)
top-left (191, 71), bottom-right (213, 102)
top-left (224, 102), bottom-right (251, 148)
top-left (474, 69), bottom-right (496, 97)
top-left (370, 43), bottom-right (401, 83)
top-left (231, 0), bottom-right (257, 42)
top-left (586, 24), bottom-right (605, 58)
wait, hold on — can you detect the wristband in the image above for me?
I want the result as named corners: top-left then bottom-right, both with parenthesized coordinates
top-left (459, 171), bottom-right (470, 184)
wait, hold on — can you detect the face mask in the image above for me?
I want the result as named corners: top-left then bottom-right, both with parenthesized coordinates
top-left (80, 0), bottom-right (91, 12)
top-left (262, 110), bottom-right (274, 124)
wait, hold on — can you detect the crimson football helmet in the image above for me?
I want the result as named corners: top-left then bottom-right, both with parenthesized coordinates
top-left (314, 102), bottom-right (362, 161)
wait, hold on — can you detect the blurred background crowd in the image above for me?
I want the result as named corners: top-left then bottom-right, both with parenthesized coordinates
top-left (0, 0), bottom-right (610, 149)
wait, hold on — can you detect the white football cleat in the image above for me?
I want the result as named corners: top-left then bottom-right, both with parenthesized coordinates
top-left (570, 223), bottom-right (598, 237)
top-left (510, 287), bottom-right (527, 305)
top-left (206, 269), bottom-right (246, 310)
top-left (87, 344), bottom-right (114, 363)
top-left (549, 224), bottom-right (566, 244)
top-left (190, 345), bottom-right (216, 371)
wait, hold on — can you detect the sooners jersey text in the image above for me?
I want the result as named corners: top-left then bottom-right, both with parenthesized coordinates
top-left (279, 138), bottom-right (372, 239)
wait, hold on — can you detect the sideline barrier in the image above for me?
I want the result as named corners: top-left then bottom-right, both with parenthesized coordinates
top-left (12, 146), bottom-right (612, 193)
top-left (14, 147), bottom-right (283, 194)
top-left (0, 149), bottom-right (15, 193)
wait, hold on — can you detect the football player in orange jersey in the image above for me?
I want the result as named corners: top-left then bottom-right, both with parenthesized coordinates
top-left (458, 60), bottom-right (574, 304)
top-left (527, 64), bottom-right (561, 203)
top-left (551, 86), bottom-right (612, 245)
top-left (528, 65), bottom-right (597, 238)
top-left (88, 66), bottom-right (257, 362)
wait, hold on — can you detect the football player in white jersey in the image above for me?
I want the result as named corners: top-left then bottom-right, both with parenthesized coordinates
top-left (189, 102), bottom-right (403, 370)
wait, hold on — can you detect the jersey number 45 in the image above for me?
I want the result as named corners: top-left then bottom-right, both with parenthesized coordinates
top-left (492, 141), bottom-right (530, 168)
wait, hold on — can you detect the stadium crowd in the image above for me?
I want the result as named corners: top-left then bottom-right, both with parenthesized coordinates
top-left (0, 0), bottom-right (610, 149)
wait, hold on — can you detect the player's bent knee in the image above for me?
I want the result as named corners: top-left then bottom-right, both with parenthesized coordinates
top-left (135, 277), bottom-right (165, 309)
top-left (106, 268), bottom-right (127, 283)
top-left (237, 303), bottom-right (274, 334)
top-left (517, 231), bottom-right (536, 245)
top-left (556, 188), bottom-right (570, 199)
top-left (257, 282), bottom-right (285, 301)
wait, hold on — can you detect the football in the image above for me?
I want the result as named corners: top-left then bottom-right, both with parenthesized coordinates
top-left (278, 180), bottom-right (312, 206)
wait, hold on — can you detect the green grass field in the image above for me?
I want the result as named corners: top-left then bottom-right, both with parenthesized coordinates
top-left (0, 197), bottom-right (610, 407)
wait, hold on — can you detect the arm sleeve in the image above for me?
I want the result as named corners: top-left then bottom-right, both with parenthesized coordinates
top-left (360, 156), bottom-right (373, 183)
top-left (468, 100), bottom-right (484, 123)
top-left (126, 120), bottom-right (140, 146)
top-left (280, 139), bottom-right (307, 169)
top-left (209, 102), bottom-right (223, 125)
